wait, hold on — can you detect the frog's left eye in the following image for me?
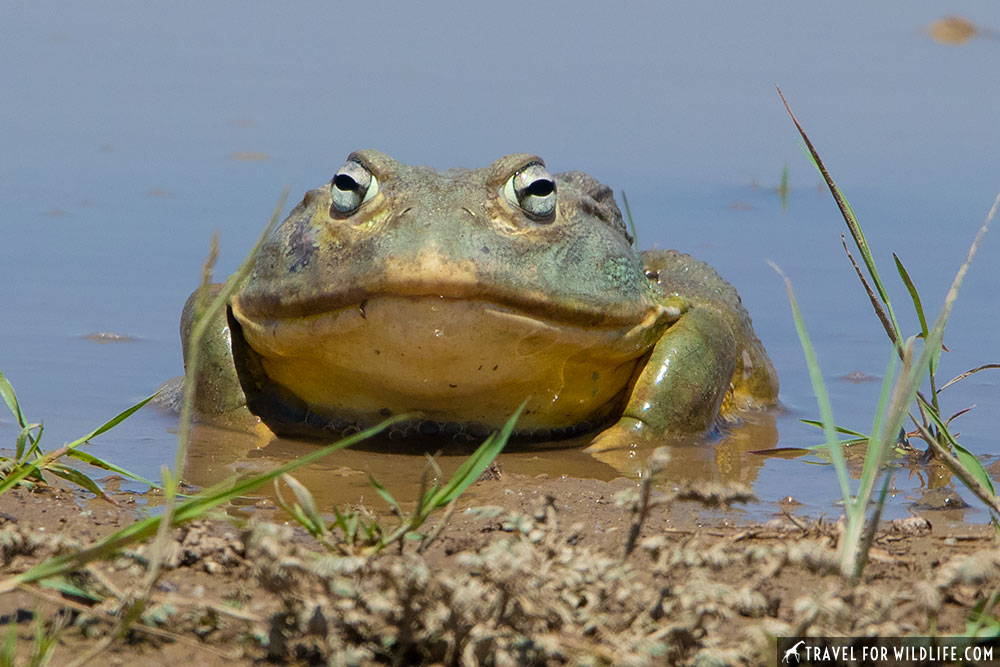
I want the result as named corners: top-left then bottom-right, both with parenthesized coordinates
top-left (330, 160), bottom-right (379, 215)
top-left (503, 163), bottom-right (556, 221)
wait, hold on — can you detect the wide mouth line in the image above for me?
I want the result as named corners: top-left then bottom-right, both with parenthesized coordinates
top-left (236, 290), bottom-right (655, 329)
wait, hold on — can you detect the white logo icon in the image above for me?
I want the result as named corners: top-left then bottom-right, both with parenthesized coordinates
top-left (783, 640), bottom-right (806, 663)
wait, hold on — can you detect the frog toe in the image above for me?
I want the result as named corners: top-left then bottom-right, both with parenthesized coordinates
top-left (585, 417), bottom-right (655, 452)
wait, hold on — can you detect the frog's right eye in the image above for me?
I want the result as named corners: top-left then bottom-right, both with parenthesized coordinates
top-left (503, 162), bottom-right (557, 222)
top-left (330, 160), bottom-right (379, 215)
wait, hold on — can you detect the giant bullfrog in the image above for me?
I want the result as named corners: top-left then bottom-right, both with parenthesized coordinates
top-left (181, 151), bottom-right (778, 451)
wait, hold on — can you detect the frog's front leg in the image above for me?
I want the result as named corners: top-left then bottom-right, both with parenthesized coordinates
top-left (587, 307), bottom-right (738, 452)
top-left (179, 284), bottom-right (260, 431)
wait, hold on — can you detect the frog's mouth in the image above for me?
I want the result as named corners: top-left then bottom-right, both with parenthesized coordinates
top-left (233, 247), bottom-right (662, 329)
top-left (229, 293), bottom-right (670, 434)
top-left (235, 281), bottom-right (654, 329)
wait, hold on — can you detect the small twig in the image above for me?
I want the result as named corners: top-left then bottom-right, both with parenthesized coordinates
top-left (728, 529), bottom-right (760, 542)
top-left (781, 509), bottom-right (809, 531)
top-left (624, 474), bottom-right (653, 557)
top-left (624, 448), bottom-right (671, 557)
top-left (939, 363), bottom-right (1000, 393)
top-left (83, 563), bottom-right (124, 599)
top-left (779, 89), bottom-right (881, 293)
top-left (945, 407), bottom-right (974, 427)
top-left (841, 236), bottom-right (898, 348)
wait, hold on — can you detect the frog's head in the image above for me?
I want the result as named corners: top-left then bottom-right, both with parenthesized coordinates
top-left (234, 150), bottom-right (659, 324)
top-left (229, 151), bottom-right (670, 434)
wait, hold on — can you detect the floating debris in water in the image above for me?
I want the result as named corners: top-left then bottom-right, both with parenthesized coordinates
top-left (231, 151), bottom-right (270, 162)
top-left (926, 16), bottom-right (980, 46)
top-left (83, 332), bottom-right (138, 344)
top-left (840, 370), bottom-right (878, 384)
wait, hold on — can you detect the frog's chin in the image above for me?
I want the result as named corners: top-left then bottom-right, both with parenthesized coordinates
top-left (230, 295), bottom-right (667, 432)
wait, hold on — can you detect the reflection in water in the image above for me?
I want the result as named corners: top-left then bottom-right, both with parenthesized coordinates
top-left (181, 412), bottom-right (780, 513)
top-left (590, 411), bottom-right (779, 488)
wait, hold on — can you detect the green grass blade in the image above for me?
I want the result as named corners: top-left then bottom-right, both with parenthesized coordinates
top-left (331, 504), bottom-right (351, 535)
top-left (416, 454), bottom-right (443, 511)
top-left (15, 423), bottom-right (42, 461)
top-left (0, 393), bottom-right (159, 496)
top-left (770, 262), bottom-right (853, 509)
top-left (778, 88), bottom-right (903, 342)
top-left (894, 253), bottom-right (929, 340)
top-left (345, 512), bottom-right (360, 543)
top-left (45, 464), bottom-right (112, 501)
top-left (368, 472), bottom-right (402, 516)
top-left (31, 612), bottom-right (58, 666)
top-left (954, 446), bottom-right (996, 497)
top-left (778, 162), bottom-right (789, 212)
top-left (361, 516), bottom-right (380, 541)
top-left (277, 474), bottom-right (328, 537)
top-left (0, 459), bottom-right (44, 495)
top-left (833, 185), bottom-right (902, 340)
top-left (856, 193), bottom-right (997, 507)
top-left (851, 467), bottom-right (894, 582)
top-left (802, 437), bottom-right (870, 452)
top-left (799, 419), bottom-right (868, 438)
top-left (63, 393), bottom-right (159, 450)
top-left (40, 575), bottom-right (103, 602)
top-left (0, 415), bottom-right (405, 592)
top-left (894, 253), bottom-right (941, 386)
top-left (139, 196), bottom-right (289, 607)
top-left (855, 347), bottom-right (900, 493)
top-left (423, 399), bottom-right (523, 513)
top-left (0, 369), bottom-right (27, 428)
top-left (621, 190), bottom-right (638, 248)
top-left (1, 624), bottom-right (15, 667)
top-left (923, 406), bottom-right (996, 496)
top-left (176, 189), bottom-right (288, 477)
top-left (64, 449), bottom-right (163, 490)
top-left (273, 492), bottom-right (319, 538)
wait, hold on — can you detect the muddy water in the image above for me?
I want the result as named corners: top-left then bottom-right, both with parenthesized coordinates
top-left (2, 4), bottom-right (999, 522)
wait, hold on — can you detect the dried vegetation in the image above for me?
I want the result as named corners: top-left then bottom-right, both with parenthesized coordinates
top-left (2, 476), bottom-right (998, 666)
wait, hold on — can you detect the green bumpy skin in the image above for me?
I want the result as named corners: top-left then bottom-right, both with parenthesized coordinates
top-left (177, 151), bottom-right (779, 449)
top-left (587, 250), bottom-right (779, 451)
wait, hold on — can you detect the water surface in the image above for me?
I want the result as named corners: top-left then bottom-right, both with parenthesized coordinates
top-left (2, 3), bottom-right (998, 521)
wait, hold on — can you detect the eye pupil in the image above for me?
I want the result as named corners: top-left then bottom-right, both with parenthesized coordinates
top-left (524, 179), bottom-right (554, 198)
top-left (334, 173), bottom-right (359, 191)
